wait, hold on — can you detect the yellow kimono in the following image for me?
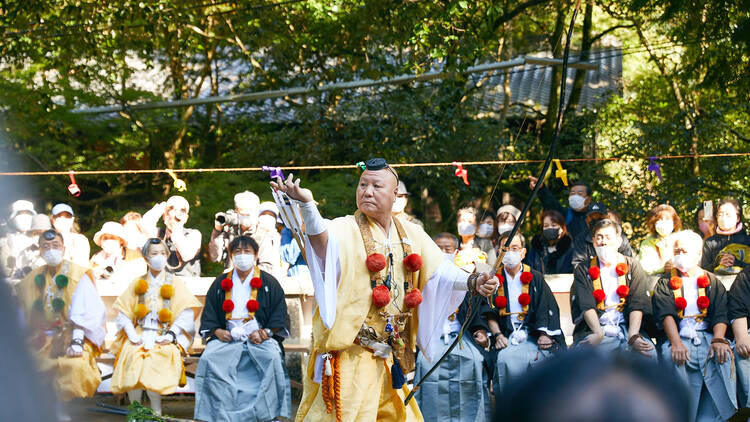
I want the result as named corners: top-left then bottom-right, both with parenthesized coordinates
top-left (296, 214), bottom-right (455, 422)
top-left (16, 261), bottom-right (103, 401)
top-left (110, 272), bottom-right (201, 395)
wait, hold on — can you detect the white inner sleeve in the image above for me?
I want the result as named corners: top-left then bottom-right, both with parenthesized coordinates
top-left (68, 274), bottom-right (106, 347)
top-left (304, 226), bottom-right (340, 329)
top-left (169, 308), bottom-right (195, 350)
top-left (418, 257), bottom-right (469, 362)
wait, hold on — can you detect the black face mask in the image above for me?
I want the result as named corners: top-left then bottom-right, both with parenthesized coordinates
top-left (543, 227), bottom-right (560, 241)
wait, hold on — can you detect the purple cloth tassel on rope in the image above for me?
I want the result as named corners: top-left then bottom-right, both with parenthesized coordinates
top-left (648, 157), bottom-right (662, 182)
top-left (262, 166), bottom-right (284, 180)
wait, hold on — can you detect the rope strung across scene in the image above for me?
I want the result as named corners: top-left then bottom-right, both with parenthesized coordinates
top-left (1, 152), bottom-right (748, 177)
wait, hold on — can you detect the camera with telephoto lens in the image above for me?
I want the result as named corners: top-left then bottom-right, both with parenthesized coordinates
top-left (215, 210), bottom-right (240, 227)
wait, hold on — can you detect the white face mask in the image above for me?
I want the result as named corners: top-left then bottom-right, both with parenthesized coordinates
top-left (42, 249), bottom-right (63, 267)
top-left (101, 239), bottom-right (122, 255)
top-left (477, 223), bottom-right (494, 238)
top-left (457, 222), bottom-right (476, 236)
top-left (497, 224), bottom-right (513, 235)
top-left (233, 253), bottom-right (255, 272)
top-left (568, 195), bottom-right (587, 211)
top-left (53, 217), bottom-right (74, 233)
top-left (655, 219), bottom-right (674, 237)
top-left (13, 214), bottom-right (33, 232)
top-left (674, 253), bottom-right (697, 273)
top-left (595, 245), bottom-right (618, 264)
top-left (392, 197), bottom-right (407, 214)
top-left (148, 255), bottom-right (167, 272)
top-left (502, 250), bottom-right (522, 267)
top-left (258, 214), bottom-right (277, 230)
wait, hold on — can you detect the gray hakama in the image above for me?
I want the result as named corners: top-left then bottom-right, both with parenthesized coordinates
top-left (414, 332), bottom-right (491, 422)
top-left (661, 332), bottom-right (736, 422)
top-left (494, 329), bottom-right (555, 396)
top-left (194, 338), bottom-right (291, 422)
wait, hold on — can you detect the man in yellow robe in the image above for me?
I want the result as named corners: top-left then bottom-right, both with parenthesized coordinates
top-left (110, 238), bottom-right (201, 415)
top-left (17, 229), bottom-right (106, 421)
top-left (272, 158), bottom-right (499, 422)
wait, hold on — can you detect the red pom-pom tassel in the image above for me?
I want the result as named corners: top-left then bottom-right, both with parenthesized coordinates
top-left (616, 285), bottom-right (630, 298)
top-left (250, 277), bottom-right (263, 289)
top-left (404, 289), bottom-right (423, 308)
top-left (371, 285), bottom-right (391, 307)
top-left (221, 278), bottom-right (233, 291)
top-left (366, 253), bottom-right (387, 273)
top-left (674, 297), bottom-right (687, 310)
top-left (403, 254), bottom-right (423, 272)
top-left (697, 295), bottom-right (710, 310)
top-left (495, 295), bottom-right (508, 308)
top-left (593, 288), bottom-right (606, 303)
top-left (518, 292), bottom-right (531, 306)
top-left (697, 275), bottom-right (710, 289)
top-left (615, 262), bottom-right (629, 276)
top-left (588, 267), bottom-right (601, 280)
top-left (222, 299), bottom-right (235, 312)
top-left (669, 276), bottom-right (682, 290)
top-left (246, 299), bottom-right (260, 312)
top-left (520, 272), bottom-right (533, 285)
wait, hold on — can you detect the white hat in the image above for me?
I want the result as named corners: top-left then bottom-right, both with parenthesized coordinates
top-left (397, 181), bottom-right (410, 195)
top-left (30, 214), bottom-right (52, 232)
top-left (259, 201), bottom-right (279, 216)
top-left (234, 191), bottom-right (260, 211)
top-left (93, 222), bottom-right (126, 246)
top-left (51, 203), bottom-right (74, 217)
top-left (496, 204), bottom-right (521, 220)
top-left (166, 195), bottom-right (190, 211)
top-left (10, 200), bottom-right (36, 219)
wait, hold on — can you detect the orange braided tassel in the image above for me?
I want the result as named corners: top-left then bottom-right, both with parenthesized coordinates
top-left (321, 373), bottom-right (333, 413)
top-left (333, 351), bottom-right (342, 421)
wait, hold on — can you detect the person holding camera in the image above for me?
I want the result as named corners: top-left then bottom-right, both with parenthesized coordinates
top-left (208, 191), bottom-right (260, 270)
top-left (142, 196), bottom-right (202, 277)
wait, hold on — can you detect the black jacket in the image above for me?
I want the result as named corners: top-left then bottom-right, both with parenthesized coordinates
top-left (200, 270), bottom-right (288, 343)
top-left (652, 271), bottom-right (728, 342)
top-left (570, 256), bottom-right (651, 342)
top-left (525, 233), bottom-right (575, 274)
top-left (700, 230), bottom-right (750, 271)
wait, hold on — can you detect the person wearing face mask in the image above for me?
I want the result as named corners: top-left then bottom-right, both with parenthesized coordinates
top-left (194, 235), bottom-right (291, 421)
top-left (14, 214), bottom-right (53, 277)
top-left (1, 200), bottom-right (38, 283)
top-left (652, 230), bottom-right (736, 422)
top-left (637, 204), bottom-right (682, 275)
top-left (495, 204), bottom-right (521, 240)
top-left (209, 191), bottom-right (261, 270)
top-left (525, 210), bottom-right (575, 274)
top-left (89, 222), bottom-right (145, 286)
top-left (110, 238), bottom-right (201, 416)
top-left (571, 219), bottom-right (655, 356)
top-left (484, 232), bottom-right (565, 400)
top-left (455, 207), bottom-right (492, 271)
top-left (570, 202), bottom-right (634, 267)
top-left (120, 212), bottom-right (149, 261)
top-left (695, 206), bottom-right (715, 239)
top-left (529, 176), bottom-right (592, 239)
top-left (391, 181), bottom-right (424, 228)
top-left (49, 203), bottom-right (91, 268)
top-left (700, 197), bottom-right (750, 274)
top-left (16, 229), bottom-right (106, 421)
top-left (142, 196), bottom-right (202, 277)
top-left (253, 201), bottom-right (283, 277)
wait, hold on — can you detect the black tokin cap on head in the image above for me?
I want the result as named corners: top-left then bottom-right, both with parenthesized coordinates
top-left (362, 158), bottom-right (398, 181)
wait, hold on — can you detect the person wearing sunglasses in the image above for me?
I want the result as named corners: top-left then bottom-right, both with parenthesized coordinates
top-left (271, 157), bottom-right (499, 422)
top-left (142, 196), bottom-right (202, 277)
top-left (15, 229), bottom-right (106, 421)
top-left (109, 237), bottom-right (201, 416)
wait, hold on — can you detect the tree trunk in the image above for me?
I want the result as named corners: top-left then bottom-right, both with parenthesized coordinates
top-left (564, 0), bottom-right (593, 116)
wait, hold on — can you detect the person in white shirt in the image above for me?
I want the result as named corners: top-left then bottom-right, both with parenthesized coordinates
top-left (50, 203), bottom-right (90, 268)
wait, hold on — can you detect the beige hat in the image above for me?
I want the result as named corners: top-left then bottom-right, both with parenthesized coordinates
top-left (397, 181), bottom-right (410, 195)
top-left (93, 222), bottom-right (126, 246)
top-left (496, 204), bottom-right (521, 220)
top-left (166, 195), bottom-right (190, 211)
top-left (10, 200), bottom-right (36, 219)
